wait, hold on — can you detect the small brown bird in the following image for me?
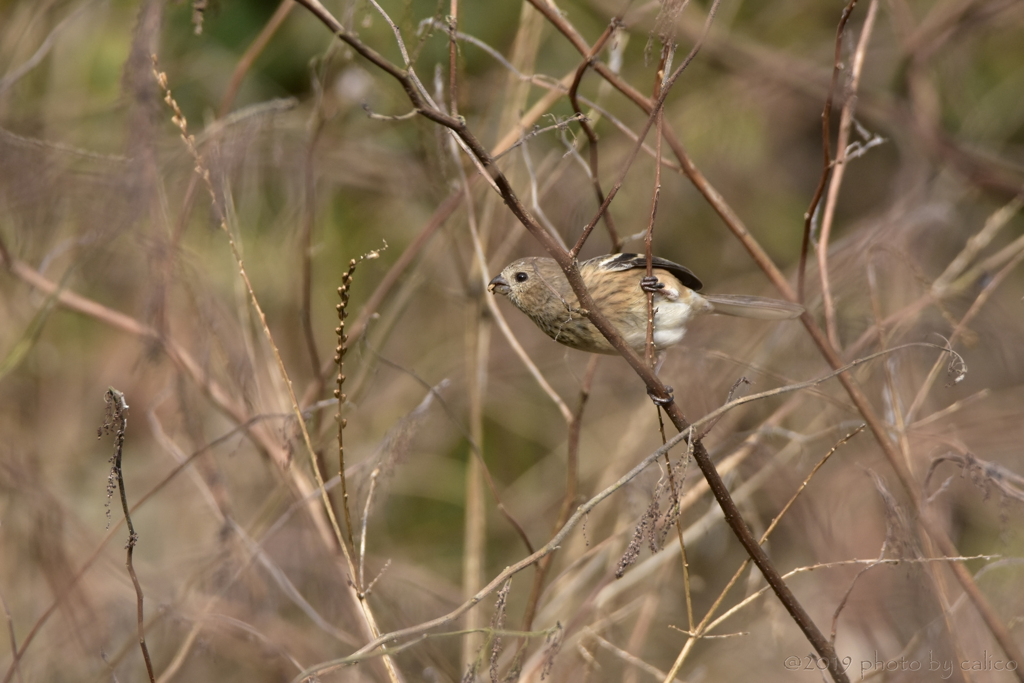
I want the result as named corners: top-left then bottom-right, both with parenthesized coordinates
top-left (488, 253), bottom-right (803, 355)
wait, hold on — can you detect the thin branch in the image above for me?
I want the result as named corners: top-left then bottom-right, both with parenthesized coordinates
top-left (932, 192), bottom-right (1024, 297)
top-left (644, 44), bottom-right (669, 370)
top-left (494, 113), bottom-right (588, 160)
top-left (447, 0), bottom-right (459, 116)
top-left (359, 468), bottom-right (380, 591)
top-left (520, 355), bottom-right (600, 636)
top-left (586, 630), bottom-right (682, 683)
top-left (0, 1), bottom-right (95, 95)
top-left (704, 554), bottom-right (998, 637)
top-left (216, 0), bottom-right (295, 117)
top-left (905, 236), bottom-right (1024, 424)
top-left (369, 354), bottom-right (535, 554)
top-left (798, 0), bottom-right (860, 304)
top-left (817, 0), bottom-right (880, 349)
top-left (100, 388), bottom-right (156, 683)
top-left (0, 590), bottom-right (22, 683)
top-left (568, 18), bottom-right (624, 251)
top-left (662, 425), bottom-right (863, 681)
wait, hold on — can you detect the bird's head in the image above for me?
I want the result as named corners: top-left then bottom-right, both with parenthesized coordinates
top-left (487, 257), bottom-right (564, 315)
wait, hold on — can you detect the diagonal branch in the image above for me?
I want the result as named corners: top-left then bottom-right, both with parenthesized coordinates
top-left (521, 4), bottom-right (1024, 677)
top-left (289, 1), bottom-right (850, 680)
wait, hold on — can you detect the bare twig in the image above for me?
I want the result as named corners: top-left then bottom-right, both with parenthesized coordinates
top-left (519, 355), bottom-right (600, 637)
top-left (568, 18), bottom-right (624, 251)
top-left (704, 554), bottom-right (998, 638)
top-left (662, 425), bottom-right (863, 682)
top-left (448, 111), bottom-right (492, 670)
top-left (0, 591), bottom-right (22, 683)
top-left (448, 0), bottom-right (459, 116)
top-left (932, 193), bottom-right (1024, 297)
top-left (216, 0), bottom-right (295, 117)
top-left (643, 44), bottom-right (669, 370)
top-left (798, 0), bottom-right (860, 304)
top-left (817, 0), bottom-right (880, 348)
top-left (586, 630), bottom-right (682, 683)
top-left (358, 468), bottom-right (380, 591)
top-left (100, 388), bottom-right (156, 683)
top-left (905, 236), bottom-right (1024, 424)
top-left (0, 1), bottom-right (95, 95)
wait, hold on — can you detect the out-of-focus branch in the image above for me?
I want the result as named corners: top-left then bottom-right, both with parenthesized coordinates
top-left (217, 0), bottom-right (295, 117)
top-left (519, 355), bottom-right (600, 636)
top-left (817, 0), bottom-right (879, 350)
top-left (798, 0), bottom-right (859, 305)
top-left (155, 60), bottom-right (401, 682)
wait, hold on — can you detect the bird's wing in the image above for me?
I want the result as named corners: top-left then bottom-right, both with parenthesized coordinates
top-left (585, 253), bottom-right (703, 291)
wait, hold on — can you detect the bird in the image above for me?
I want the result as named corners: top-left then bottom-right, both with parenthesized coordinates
top-left (487, 253), bottom-right (804, 356)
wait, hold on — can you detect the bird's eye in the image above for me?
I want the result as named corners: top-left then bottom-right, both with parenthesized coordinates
top-left (514, 272), bottom-right (529, 283)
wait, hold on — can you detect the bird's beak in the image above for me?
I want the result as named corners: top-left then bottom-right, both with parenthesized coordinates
top-left (488, 274), bottom-right (510, 295)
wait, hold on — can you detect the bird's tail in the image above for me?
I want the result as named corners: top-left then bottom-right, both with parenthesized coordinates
top-left (703, 294), bottom-right (804, 320)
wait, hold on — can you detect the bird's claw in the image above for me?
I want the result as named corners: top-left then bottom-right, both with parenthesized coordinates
top-left (647, 385), bottom-right (674, 406)
top-left (640, 275), bottom-right (665, 293)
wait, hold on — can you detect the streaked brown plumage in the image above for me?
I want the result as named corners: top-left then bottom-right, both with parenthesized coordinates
top-left (487, 253), bottom-right (803, 355)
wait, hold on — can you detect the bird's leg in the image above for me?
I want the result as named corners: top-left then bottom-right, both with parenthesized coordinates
top-left (639, 278), bottom-right (670, 404)
top-left (647, 385), bottom-right (674, 406)
top-left (640, 275), bottom-right (665, 293)
top-left (647, 350), bottom-right (674, 405)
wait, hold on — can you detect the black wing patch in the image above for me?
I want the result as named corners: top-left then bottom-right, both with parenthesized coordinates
top-left (592, 253), bottom-right (703, 291)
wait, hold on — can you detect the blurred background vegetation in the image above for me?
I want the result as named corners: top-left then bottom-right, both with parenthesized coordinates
top-left (2, 0), bottom-right (1024, 681)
